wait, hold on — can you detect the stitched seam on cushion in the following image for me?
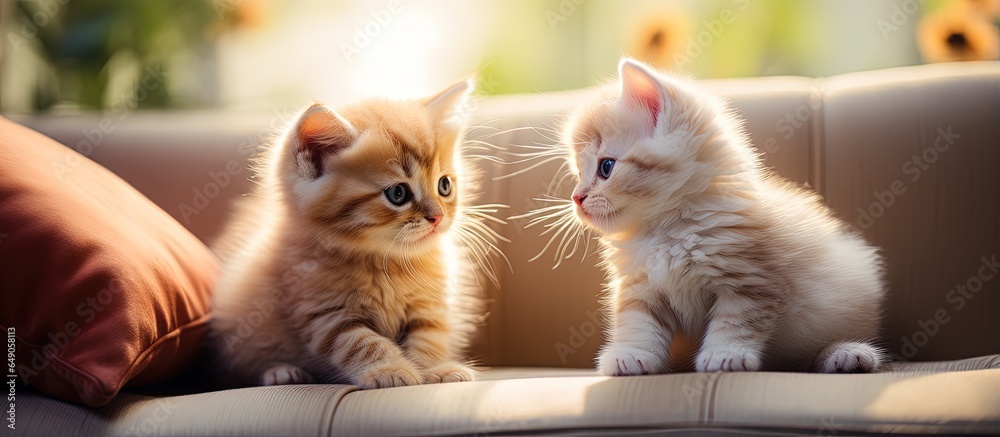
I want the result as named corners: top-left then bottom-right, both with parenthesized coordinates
top-left (324, 385), bottom-right (362, 436)
top-left (704, 372), bottom-right (721, 425)
top-left (1, 323), bottom-right (110, 402)
top-left (112, 312), bottom-right (214, 392)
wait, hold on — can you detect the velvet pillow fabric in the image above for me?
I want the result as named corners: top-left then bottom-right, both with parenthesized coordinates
top-left (0, 116), bottom-right (217, 407)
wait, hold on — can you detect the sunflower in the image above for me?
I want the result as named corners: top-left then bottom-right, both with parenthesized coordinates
top-left (626, 12), bottom-right (692, 70)
top-left (917, 3), bottom-right (1000, 62)
top-left (232, 0), bottom-right (268, 29)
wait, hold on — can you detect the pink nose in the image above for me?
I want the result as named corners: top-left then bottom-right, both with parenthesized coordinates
top-left (572, 194), bottom-right (587, 207)
top-left (425, 215), bottom-right (443, 228)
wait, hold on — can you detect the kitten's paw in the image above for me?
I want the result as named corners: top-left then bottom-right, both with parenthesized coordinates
top-left (696, 346), bottom-right (761, 372)
top-left (356, 360), bottom-right (423, 389)
top-left (422, 362), bottom-right (475, 384)
top-left (597, 344), bottom-right (667, 376)
top-left (817, 341), bottom-right (883, 373)
top-left (260, 363), bottom-right (314, 386)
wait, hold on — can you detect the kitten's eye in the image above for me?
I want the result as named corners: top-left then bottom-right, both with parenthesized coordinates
top-left (598, 158), bottom-right (616, 179)
top-left (438, 176), bottom-right (452, 197)
top-left (384, 183), bottom-right (411, 206)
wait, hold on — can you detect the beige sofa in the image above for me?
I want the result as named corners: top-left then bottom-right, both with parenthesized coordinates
top-left (11, 62), bottom-right (1000, 435)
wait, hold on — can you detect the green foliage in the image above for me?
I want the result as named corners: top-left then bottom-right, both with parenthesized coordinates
top-left (15, 0), bottom-right (222, 110)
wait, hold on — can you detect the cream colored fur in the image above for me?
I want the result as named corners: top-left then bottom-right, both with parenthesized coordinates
top-left (557, 59), bottom-right (886, 374)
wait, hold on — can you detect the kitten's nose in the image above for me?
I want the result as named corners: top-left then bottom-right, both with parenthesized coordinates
top-left (573, 194), bottom-right (587, 207)
top-left (425, 214), bottom-right (443, 228)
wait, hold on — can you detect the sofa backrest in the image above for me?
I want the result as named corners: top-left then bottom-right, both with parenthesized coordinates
top-left (14, 61), bottom-right (1000, 368)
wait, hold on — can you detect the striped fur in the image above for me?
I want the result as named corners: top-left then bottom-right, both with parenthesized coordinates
top-left (549, 59), bottom-right (886, 374)
top-left (209, 80), bottom-right (500, 388)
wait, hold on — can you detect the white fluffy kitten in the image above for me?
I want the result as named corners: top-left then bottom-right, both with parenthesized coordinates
top-left (561, 59), bottom-right (886, 374)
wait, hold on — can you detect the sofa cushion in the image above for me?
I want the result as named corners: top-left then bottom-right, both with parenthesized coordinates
top-left (17, 384), bottom-right (358, 436)
top-left (332, 358), bottom-right (1000, 435)
top-left (0, 116), bottom-right (218, 407)
top-left (13, 359), bottom-right (1000, 436)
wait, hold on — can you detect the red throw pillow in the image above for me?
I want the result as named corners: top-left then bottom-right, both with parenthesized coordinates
top-left (0, 116), bottom-right (217, 407)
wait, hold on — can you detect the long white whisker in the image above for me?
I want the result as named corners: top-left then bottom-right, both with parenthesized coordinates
top-left (382, 228), bottom-right (407, 290)
top-left (509, 194), bottom-right (595, 269)
top-left (465, 139), bottom-right (503, 148)
top-left (454, 229), bottom-right (499, 286)
top-left (547, 162), bottom-right (574, 194)
top-left (464, 221), bottom-right (511, 246)
top-left (493, 156), bottom-right (565, 181)
top-left (462, 221), bottom-right (512, 262)
top-left (528, 214), bottom-right (575, 264)
top-left (464, 212), bottom-right (508, 226)
top-left (473, 125), bottom-right (558, 140)
top-left (552, 222), bottom-right (580, 269)
top-left (562, 225), bottom-right (584, 260)
top-left (518, 204), bottom-right (576, 229)
top-left (466, 154), bottom-right (508, 164)
top-left (538, 213), bottom-right (576, 236)
top-left (581, 228), bottom-right (594, 262)
top-left (450, 231), bottom-right (485, 286)
top-left (508, 201), bottom-right (573, 221)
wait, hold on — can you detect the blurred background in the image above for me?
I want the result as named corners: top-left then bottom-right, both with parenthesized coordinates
top-left (0, 0), bottom-right (997, 114)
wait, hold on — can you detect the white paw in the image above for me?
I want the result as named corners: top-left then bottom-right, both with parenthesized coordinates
top-left (260, 363), bottom-right (314, 386)
top-left (422, 362), bottom-right (475, 384)
top-left (597, 344), bottom-right (667, 376)
top-left (819, 343), bottom-right (882, 373)
top-left (696, 346), bottom-right (761, 372)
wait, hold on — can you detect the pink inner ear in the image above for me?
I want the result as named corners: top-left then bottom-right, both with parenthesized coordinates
top-left (621, 65), bottom-right (663, 127)
top-left (296, 105), bottom-right (353, 177)
top-left (633, 87), bottom-right (660, 127)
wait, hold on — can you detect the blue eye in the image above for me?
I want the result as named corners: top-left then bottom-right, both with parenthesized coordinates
top-left (384, 183), bottom-right (411, 206)
top-left (438, 176), bottom-right (452, 197)
top-left (598, 158), bottom-right (616, 179)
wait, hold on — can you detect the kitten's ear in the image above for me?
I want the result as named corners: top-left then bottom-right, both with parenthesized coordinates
top-left (423, 77), bottom-right (475, 125)
top-left (618, 58), bottom-right (666, 128)
top-left (292, 103), bottom-right (356, 179)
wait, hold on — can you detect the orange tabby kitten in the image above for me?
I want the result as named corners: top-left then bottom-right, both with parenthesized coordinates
top-left (209, 79), bottom-right (501, 388)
